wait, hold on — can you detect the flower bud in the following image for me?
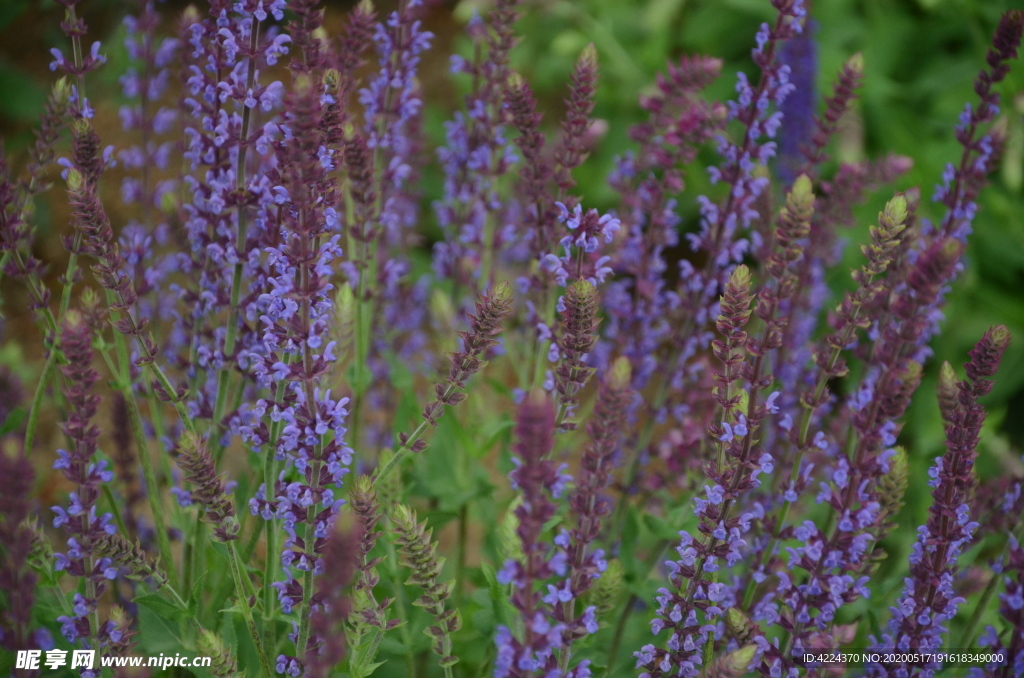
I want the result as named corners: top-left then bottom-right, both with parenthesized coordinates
top-left (937, 361), bottom-right (959, 423)
top-left (846, 52), bottom-right (864, 74)
top-left (590, 558), bottom-right (623, 617)
top-left (498, 497), bottom-right (524, 565)
top-left (878, 446), bottom-right (909, 527)
top-left (884, 193), bottom-right (908, 226)
top-left (66, 168), bottom-right (84, 193)
top-left (197, 628), bottom-right (239, 678)
top-left (579, 42), bottom-right (598, 70)
top-left (721, 644), bottom-right (758, 676)
top-left (725, 607), bottom-right (757, 645)
top-left (491, 280), bottom-right (514, 307)
top-left (71, 118), bottom-right (92, 138)
top-left (507, 71), bottom-right (526, 93)
top-left (294, 74), bottom-right (314, 95)
top-left (608, 356), bottom-right (632, 391)
top-left (324, 68), bottom-right (340, 90)
top-left (159, 189), bottom-right (178, 215)
top-left (53, 77), bottom-right (72, 106)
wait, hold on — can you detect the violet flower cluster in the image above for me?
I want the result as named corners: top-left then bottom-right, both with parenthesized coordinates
top-left (4, 1), bottom-right (1024, 678)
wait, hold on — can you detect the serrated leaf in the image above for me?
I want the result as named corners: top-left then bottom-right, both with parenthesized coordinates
top-left (188, 572), bottom-right (208, 619)
top-left (134, 593), bottom-right (190, 622)
top-left (137, 603), bottom-right (188, 655)
top-left (481, 563), bottom-right (515, 629)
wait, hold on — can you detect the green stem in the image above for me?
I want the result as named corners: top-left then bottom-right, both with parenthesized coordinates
top-left (529, 285), bottom-right (558, 390)
top-left (24, 349), bottom-right (59, 453)
top-left (102, 485), bottom-right (129, 537)
top-left (958, 564), bottom-right (1002, 649)
top-left (226, 541), bottom-right (273, 678)
top-left (384, 532), bottom-right (417, 678)
top-left (455, 503), bottom-right (468, 609)
top-left (8, 250), bottom-right (58, 336)
top-left (375, 348), bottom-right (485, 486)
top-left (261, 412), bottom-right (285, 654)
top-left (207, 518), bottom-right (265, 626)
top-left (361, 627), bottom-right (386, 677)
top-left (373, 418), bottom-right (428, 484)
top-left (106, 295), bottom-right (178, 589)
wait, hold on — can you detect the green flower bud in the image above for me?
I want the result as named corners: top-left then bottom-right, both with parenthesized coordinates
top-left (589, 558), bottom-right (623, 617)
top-left (498, 497), bottom-right (524, 565)
top-left (608, 356), bottom-right (632, 391)
top-left (725, 607), bottom-right (757, 645)
top-left (197, 628), bottom-right (240, 678)
top-left (53, 77), bottom-right (72, 107)
top-left (579, 42), bottom-right (598, 69)
top-left (66, 169), bottom-right (84, 193)
top-left (938, 360), bottom-right (959, 423)
top-left (491, 280), bottom-right (514, 306)
top-left (877, 446), bottom-right (909, 532)
top-left (847, 52), bottom-right (864, 74)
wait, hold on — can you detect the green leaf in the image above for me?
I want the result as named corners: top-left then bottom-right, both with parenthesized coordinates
top-left (346, 360), bottom-right (374, 395)
top-left (188, 572), bottom-right (208, 619)
top-left (357, 661), bottom-right (386, 677)
top-left (472, 415), bottom-right (514, 459)
top-left (0, 407), bottom-right (25, 436)
top-left (137, 603), bottom-right (188, 655)
top-left (481, 563), bottom-right (515, 630)
top-left (641, 513), bottom-right (680, 542)
top-left (134, 593), bottom-right (191, 622)
top-left (620, 506), bottom-right (641, 578)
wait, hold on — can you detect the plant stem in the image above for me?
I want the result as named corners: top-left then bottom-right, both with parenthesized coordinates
top-left (24, 349), bottom-right (59, 453)
top-left (383, 532), bottom-right (418, 678)
top-left (226, 540), bottom-right (272, 678)
top-left (374, 350), bottom-right (482, 487)
top-left (212, 17), bottom-right (261, 458)
top-left (105, 292), bottom-right (178, 589)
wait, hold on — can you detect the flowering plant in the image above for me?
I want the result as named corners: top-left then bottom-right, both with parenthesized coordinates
top-left (1, 1), bottom-right (1023, 677)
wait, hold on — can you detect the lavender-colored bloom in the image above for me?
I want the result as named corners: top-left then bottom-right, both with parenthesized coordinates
top-left (117, 2), bottom-right (182, 371)
top-left (540, 203), bottom-right (620, 289)
top-left (868, 11), bottom-right (1022, 451)
top-left (242, 71), bottom-right (353, 664)
top-left (432, 0), bottom-right (517, 293)
top-left (305, 526), bottom-right (359, 678)
top-left (50, 310), bottom-right (119, 658)
top-left (776, 20), bottom-right (817, 185)
top-left (968, 536), bottom-right (1024, 678)
top-left (47, 0), bottom-right (106, 120)
top-left (551, 359), bottom-right (633, 665)
top-left (636, 0), bottom-right (804, 496)
top-left (868, 327), bottom-right (1009, 677)
top-left (177, 0), bottom-right (288, 428)
top-left (599, 56), bottom-right (722, 397)
top-left (496, 391), bottom-right (592, 678)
